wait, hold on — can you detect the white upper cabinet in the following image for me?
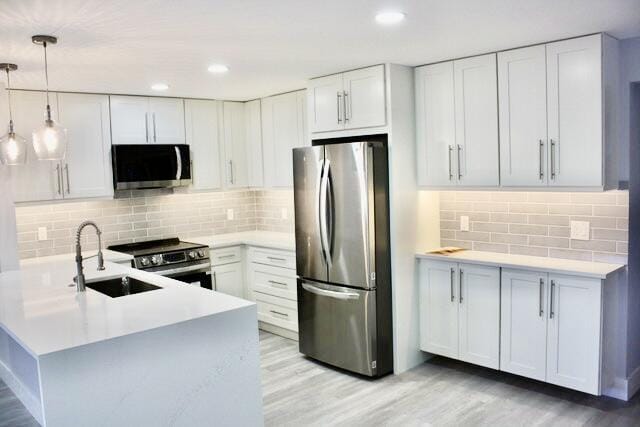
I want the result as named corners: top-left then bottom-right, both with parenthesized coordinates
top-left (223, 101), bottom-right (248, 188)
top-left (308, 65), bottom-right (385, 133)
top-left (184, 99), bottom-right (223, 190)
top-left (110, 95), bottom-right (185, 144)
top-left (498, 45), bottom-right (549, 187)
top-left (245, 99), bottom-right (264, 187)
top-left (5, 91), bottom-right (59, 202)
top-left (416, 55), bottom-right (499, 187)
top-left (415, 62), bottom-right (457, 187)
top-left (148, 97), bottom-right (185, 144)
top-left (546, 35), bottom-right (602, 187)
top-left (262, 90), bottom-right (307, 187)
top-left (453, 54), bottom-right (499, 186)
top-left (57, 93), bottom-right (113, 199)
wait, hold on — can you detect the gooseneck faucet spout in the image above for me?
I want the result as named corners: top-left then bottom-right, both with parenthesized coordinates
top-left (74, 221), bottom-right (105, 292)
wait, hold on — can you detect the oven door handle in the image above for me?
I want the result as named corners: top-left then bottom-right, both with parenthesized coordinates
top-left (151, 264), bottom-right (211, 277)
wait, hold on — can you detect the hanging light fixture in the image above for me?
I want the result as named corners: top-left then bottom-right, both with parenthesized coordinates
top-left (31, 35), bottom-right (67, 161)
top-left (0, 63), bottom-right (27, 165)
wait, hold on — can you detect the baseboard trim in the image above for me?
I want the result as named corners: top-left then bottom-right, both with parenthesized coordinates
top-left (259, 322), bottom-right (298, 341)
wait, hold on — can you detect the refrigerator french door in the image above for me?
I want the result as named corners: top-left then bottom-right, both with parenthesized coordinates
top-left (293, 139), bottom-right (392, 377)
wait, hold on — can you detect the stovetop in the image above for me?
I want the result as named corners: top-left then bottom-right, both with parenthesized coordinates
top-left (108, 238), bottom-right (207, 257)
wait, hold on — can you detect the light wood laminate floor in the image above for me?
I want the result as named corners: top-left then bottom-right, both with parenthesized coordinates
top-left (3, 331), bottom-right (640, 426)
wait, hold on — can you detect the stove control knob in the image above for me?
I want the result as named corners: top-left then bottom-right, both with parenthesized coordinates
top-left (188, 251), bottom-right (197, 260)
top-left (140, 257), bottom-right (150, 267)
top-left (151, 255), bottom-right (162, 265)
top-left (197, 250), bottom-right (205, 258)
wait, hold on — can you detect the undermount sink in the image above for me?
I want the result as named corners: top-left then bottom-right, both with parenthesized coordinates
top-left (86, 276), bottom-right (161, 298)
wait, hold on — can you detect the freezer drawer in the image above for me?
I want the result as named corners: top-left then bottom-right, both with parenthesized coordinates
top-left (297, 279), bottom-right (377, 376)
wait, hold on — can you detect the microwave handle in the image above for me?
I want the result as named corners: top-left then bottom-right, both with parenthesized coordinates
top-left (175, 146), bottom-right (182, 179)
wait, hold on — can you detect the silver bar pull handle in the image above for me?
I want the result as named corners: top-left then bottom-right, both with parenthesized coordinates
top-left (459, 269), bottom-right (463, 304)
top-left (152, 112), bottom-right (157, 142)
top-left (270, 310), bottom-right (289, 319)
top-left (549, 280), bottom-right (556, 319)
top-left (539, 140), bottom-right (545, 180)
top-left (229, 160), bottom-right (234, 184)
top-left (213, 271), bottom-right (217, 291)
top-left (64, 163), bottom-right (70, 194)
top-left (448, 145), bottom-right (454, 181)
top-left (336, 92), bottom-right (343, 124)
top-left (550, 139), bottom-right (556, 180)
top-left (457, 145), bottom-right (463, 180)
top-left (268, 280), bottom-right (288, 288)
top-left (539, 278), bottom-right (544, 317)
top-left (144, 112), bottom-right (149, 142)
top-left (450, 267), bottom-right (455, 302)
top-left (55, 164), bottom-right (62, 195)
top-left (343, 91), bottom-right (350, 122)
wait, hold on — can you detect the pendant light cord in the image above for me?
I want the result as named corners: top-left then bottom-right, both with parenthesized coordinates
top-left (42, 41), bottom-right (51, 111)
top-left (5, 68), bottom-right (13, 127)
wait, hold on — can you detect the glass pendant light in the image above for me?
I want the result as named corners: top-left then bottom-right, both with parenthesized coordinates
top-left (31, 35), bottom-right (67, 161)
top-left (0, 63), bottom-right (27, 165)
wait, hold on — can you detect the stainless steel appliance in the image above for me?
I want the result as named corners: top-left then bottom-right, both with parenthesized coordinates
top-left (293, 137), bottom-right (392, 377)
top-left (111, 144), bottom-right (191, 190)
top-left (108, 238), bottom-right (212, 289)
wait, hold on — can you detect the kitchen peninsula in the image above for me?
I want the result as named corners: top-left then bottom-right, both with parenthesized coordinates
top-left (0, 257), bottom-right (263, 426)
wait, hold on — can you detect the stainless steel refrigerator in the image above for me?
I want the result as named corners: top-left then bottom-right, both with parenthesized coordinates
top-left (293, 138), bottom-right (393, 377)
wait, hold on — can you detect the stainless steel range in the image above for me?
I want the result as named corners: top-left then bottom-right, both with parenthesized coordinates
top-left (108, 238), bottom-right (212, 289)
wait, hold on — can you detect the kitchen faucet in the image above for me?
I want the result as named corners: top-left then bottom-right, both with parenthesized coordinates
top-left (74, 221), bottom-right (105, 292)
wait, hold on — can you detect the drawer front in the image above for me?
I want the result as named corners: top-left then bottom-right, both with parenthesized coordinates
top-left (250, 247), bottom-right (295, 270)
top-left (251, 264), bottom-right (297, 301)
top-left (210, 246), bottom-right (242, 266)
top-left (255, 292), bottom-right (298, 332)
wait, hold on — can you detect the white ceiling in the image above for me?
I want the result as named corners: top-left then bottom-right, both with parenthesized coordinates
top-left (1, 0), bottom-right (639, 101)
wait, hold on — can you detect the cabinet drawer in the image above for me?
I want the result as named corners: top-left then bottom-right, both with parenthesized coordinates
top-left (250, 264), bottom-right (297, 301)
top-left (210, 246), bottom-right (242, 266)
top-left (249, 247), bottom-right (295, 269)
top-left (255, 292), bottom-right (298, 332)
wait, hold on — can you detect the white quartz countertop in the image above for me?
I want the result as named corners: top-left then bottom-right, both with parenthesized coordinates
top-left (0, 258), bottom-right (253, 357)
top-left (416, 250), bottom-right (625, 279)
top-left (187, 231), bottom-right (295, 252)
top-left (20, 249), bottom-right (133, 267)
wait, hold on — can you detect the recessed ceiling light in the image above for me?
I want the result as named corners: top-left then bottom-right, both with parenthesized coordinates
top-left (151, 83), bottom-right (169, 91)
top-left (208, 64), bottom-right (229, 74)
top-left (375, 11), bottom-right (406, 25)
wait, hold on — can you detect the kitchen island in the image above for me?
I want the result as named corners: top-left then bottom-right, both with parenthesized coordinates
top-left (0, 258), bottom-right (263, 426)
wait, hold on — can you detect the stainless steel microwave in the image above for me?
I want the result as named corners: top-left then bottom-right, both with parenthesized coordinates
top-left (111, 144), bottom-right (192, 190)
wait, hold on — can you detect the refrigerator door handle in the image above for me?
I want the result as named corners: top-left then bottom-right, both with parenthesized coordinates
top-left (319, 159), bottom-right (332, 267)
top-left (302, 282), bottom-right (360, 300)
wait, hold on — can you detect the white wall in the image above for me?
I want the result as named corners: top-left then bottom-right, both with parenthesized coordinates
top-left (0, 82), bottom-right (19, 272)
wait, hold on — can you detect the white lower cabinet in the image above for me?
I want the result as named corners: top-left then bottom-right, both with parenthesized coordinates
top-left (419, 260), bottom-right (500, 369)
top-left (501, 269), bottom-right (603, 394)
top-left (210, 246), bottom-right (244, 298)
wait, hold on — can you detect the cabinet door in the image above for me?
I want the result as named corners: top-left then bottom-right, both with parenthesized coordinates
top-left (415, 62), bottom-right (457, 186)
top-left (343, 65), bottom-right (386, 130)
top-left (212, 262), bottom-right (244, 298)
top-left (57, 93), bottom-right (113, 199)
top-left (110, 95), bottom-right (150, 144)
top-left (184, 99), bottom-right (222, 190)
top-left (546, 34), bottom-right (602, 187)
top-left (5, 91), bottom-right (59, 202)
top-left (245, 99), bottom-right (264, 187)
top-left (500, 269), bottom-right (548, 381)
top-left (308, 73), bottom-right (343, 133)
top-left (454, 54), bottom-right (499, 186)
top-left (419, 260), bottom-right (458, 359)
top-left (546, 274), bottom-right (602, 394)
top-left (261, 91), bottom-right (305, 187)
top-left (458, 264), bottom-right (500, 369)
top-left (222, 101), bottom-right (248, 187)
top-left (498, 45), bottom-right (549, 187)
top-left (149, 97), bottom-right (185, 144)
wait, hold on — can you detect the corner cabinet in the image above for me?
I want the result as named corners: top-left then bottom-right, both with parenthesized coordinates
top-left (308, 65), bottom-right (386, 133)
top-left (222, 101), bottom-right (249, 188)
top-left (415, 54), bottom-right (499, 187)
top-left (110, 95), bottom-right (185, 145)
top-left (184, 99), bottom-right (223, 190)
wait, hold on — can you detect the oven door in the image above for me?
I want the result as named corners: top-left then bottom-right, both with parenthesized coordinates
top-left (149, 264), bottom-right (213, 290)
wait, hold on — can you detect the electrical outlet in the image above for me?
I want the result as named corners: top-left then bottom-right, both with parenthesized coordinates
top-left (570, 220), bottom-right (590, 241)
top-left (37, 227), bottom-right (48, 241)
top-left (226, 209), bottom-right (234, 221)
top-left (460, 215), bottom-right (470, 232)
top-left (281, 208), bottom-right (288, 220)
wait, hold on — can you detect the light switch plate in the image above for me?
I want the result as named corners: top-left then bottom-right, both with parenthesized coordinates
top-left (460, 215), bottom-right (470, 232)
top-left (281, 208), bottom-right (288, 220)
top-left (570, 220), bottom-right (590, 240)
top-left (226, 209), bottom-right (234, 221)
top-left (37, 227), bottom-right (48, 241)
